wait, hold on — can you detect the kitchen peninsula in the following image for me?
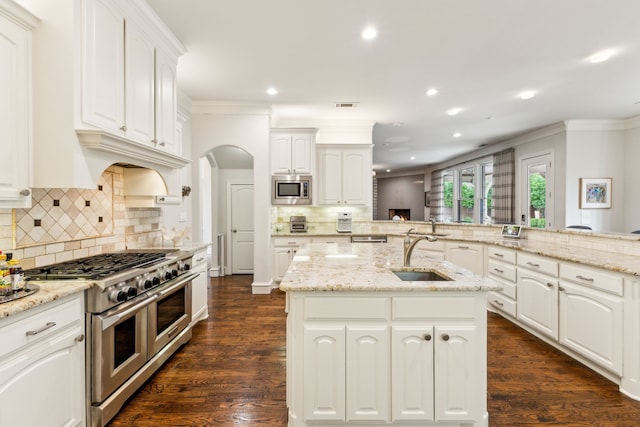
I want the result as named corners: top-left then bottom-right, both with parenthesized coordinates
top-left (280, 242), bottom-right (501, 427)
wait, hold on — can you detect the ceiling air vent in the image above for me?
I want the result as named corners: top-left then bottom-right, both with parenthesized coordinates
top-left (335, 102), bottom-right (359, 108)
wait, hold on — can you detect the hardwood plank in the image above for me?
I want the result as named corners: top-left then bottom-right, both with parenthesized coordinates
top-left (108, 275), bottom-right (640, 426)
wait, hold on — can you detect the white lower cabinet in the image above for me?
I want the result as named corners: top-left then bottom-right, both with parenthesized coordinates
top-left (0, 293), bottom-right (85, 427)
top-left (191, 247), bottom-right (209, 325)
top-left (445, 242), bottom-right (484, 275)
top-left (291, 293), bottom-right (487, 426)
top-left (517, 267), bottom-right (559, 340)
top-left (272, 237), bottom-right (310, 282)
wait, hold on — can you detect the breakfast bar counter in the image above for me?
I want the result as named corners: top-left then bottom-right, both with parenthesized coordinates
top-left (280, 242), bottom-right (500, 427)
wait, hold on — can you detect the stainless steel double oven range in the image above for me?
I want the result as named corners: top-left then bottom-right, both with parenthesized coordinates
top-left (24, 249), bottom-right (199, 427)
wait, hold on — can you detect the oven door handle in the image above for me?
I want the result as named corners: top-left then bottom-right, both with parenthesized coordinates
top-left (151, 272), bottom-right (200, 297)
top-left (101, 295), bottom-right (159, 331)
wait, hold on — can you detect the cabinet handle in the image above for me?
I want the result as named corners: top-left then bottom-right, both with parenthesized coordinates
top-left (546, 282), bottom-right (554, 288)
top-left (527, 262), bottom-right (540, 267)
top-left (493, 300), bottom-right (504, 307)
top-left (120, 125), bottom-right (127, 132)
top-left (441, 334), bottom-right (450, 341)
top-left (195, 257), bottom-right (205, 263)
top-left (75, 334), bottom-right (85, 343)
top-left (493, 268), bottom-right (504, 274)
top-left (493, 253), bottom-right (504, 257)
top-left (576, 275), bottom-right (594, 282)
top-left (26, 321), bottom-right (56, 336)
top-left (20, 189), bottom-right (31, 196)
top-left (458, 245), bottom-right (469, 249)
top-left (424, 334), bottom-right (432, 341)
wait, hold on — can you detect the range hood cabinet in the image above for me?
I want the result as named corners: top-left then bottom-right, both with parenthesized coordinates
top-left (123, 168), bottom-right (181, 208)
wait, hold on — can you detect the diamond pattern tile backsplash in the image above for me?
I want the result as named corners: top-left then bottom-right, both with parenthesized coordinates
top-left (15, 173), bottom-right (114, 247)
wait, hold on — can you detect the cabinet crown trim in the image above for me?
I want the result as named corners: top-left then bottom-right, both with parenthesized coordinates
top-left (77, 130), bottom-right (191, 169)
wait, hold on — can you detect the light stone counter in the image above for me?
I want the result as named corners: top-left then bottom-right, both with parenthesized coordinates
top-left (0, 280), bottom-right (90, 318)
top-left (279, 242), bottom-right (502, 292)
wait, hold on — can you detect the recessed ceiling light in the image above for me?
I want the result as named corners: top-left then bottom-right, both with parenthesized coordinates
top-left (386, 169), bottom-right (391, 173)
top-left (518, 90), bottom-right (536, 100)
top-left (266, 87), bottom-right (278, 95)
top-left (361, 26), bottom-right (378, 40)
top-left (453, 132), bottom-right (462, 138)
top-left (425, 88), bottom-right (438, 96)
top-left (447, 108), bottom-right (463, 116)
top-left (588, 49), bottom-right (614, 64)
top-left (410, 156), bottom-right (416, 160)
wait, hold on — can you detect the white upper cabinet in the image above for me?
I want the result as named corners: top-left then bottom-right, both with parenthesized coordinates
top-left (155, 47), bottom-right (179, 154)
top-left (271, 129), bottom-right (316, 175)
top-left (0, 0), bottom-right (38, 208)
top-left (317, 145), bottom-right (372, 205)
top-left (81, 0), bottom-right (125, 133)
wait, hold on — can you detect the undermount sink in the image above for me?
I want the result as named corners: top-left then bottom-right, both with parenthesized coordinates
top-left (391, 269), bottom-right (452, 281)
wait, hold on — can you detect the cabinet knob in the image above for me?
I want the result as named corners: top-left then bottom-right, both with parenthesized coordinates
top-left (20, 189), bottom-right (31, 196)
top-left (159, 141), bottom-right (166, 147)
top-left (120, 125), bottom-right (127, 132)
top-left (442, 334), bottom-right (450, 341)
top-left (75, 334), bottom-right (85, 343)
top-left (546, 282), bottom-right (554, 288)
top-left (559, 286), bottom-right (566, 292)
top-left (424, 334), bottom-right (432, 341)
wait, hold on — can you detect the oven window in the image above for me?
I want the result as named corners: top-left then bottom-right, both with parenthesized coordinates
top-left (277, 182), bottom-right (301, 197)
top-left (114, 316), bottom-right (137, 367)
top-left (157, 288), bottom-right (186, 335)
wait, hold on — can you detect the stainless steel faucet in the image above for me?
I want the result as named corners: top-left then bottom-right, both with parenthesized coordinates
top-left (403, 228), bottom-right (437, 267)
top-left (429, 217), bottom-right (436, 234)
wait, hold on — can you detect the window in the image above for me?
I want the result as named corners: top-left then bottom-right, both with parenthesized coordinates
top-left (440, 158), bottom-right (493, 224)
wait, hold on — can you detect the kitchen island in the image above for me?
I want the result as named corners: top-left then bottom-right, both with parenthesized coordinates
top-left (280, 242), bottom-right (501, 427)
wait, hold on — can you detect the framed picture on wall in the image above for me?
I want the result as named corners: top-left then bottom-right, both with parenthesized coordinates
top-left (579, 178), bottom-right (612, 209)
top-left (424, 191), bottom-right (431, 207)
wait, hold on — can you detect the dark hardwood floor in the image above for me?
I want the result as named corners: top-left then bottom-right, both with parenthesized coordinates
top-left (108, 275), bottom-right (640, 426)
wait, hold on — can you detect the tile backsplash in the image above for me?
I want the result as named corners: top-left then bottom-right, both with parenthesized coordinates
top-left (1, 165), bottom-right (163, 270)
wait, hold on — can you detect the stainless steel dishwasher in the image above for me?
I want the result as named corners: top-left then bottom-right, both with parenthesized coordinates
top-left (350, 235), bottom-right (387, 243)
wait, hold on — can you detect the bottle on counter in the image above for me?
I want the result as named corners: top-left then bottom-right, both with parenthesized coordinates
top-left (9, 258), bottom-right (24, 291)
top-left (0, 252), bottom-right (10, 297)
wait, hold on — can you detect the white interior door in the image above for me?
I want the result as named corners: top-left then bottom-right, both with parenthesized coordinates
top-left (230, 184), bottom-right (254, 274)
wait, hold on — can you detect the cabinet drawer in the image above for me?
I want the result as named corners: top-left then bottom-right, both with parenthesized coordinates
top-left (560, 263), bottom-right (623, 296)
top-left (272, 237), bottom-right (310, 246)
top-left (488, 291), bottom-right (516, 317)
top-left (392, 296), bottom-right (477, 320)
top-left (488, 247), bottom-right (516, 264)
top-left (490, 276), bottom-right (516, 300)
top-left (192, 248), bottom-right (209, 271)
top-left (304, 297), bottom-right (388, 320)
top-left (0, 295), bottom-right (83, 358)
top-left (517, 253), bottom-right (558, 277)
top-left (488, 260), bottom-right (516, 283)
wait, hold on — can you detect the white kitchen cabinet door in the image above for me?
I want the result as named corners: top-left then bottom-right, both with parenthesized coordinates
top-left (434, 325), bottom-right (479, 422)
top-left (346, 325), bottom-right (389, 421)
top-left (272, 246), bottom-right (296, 281)
top-left (81, 0), bottom-right (125, 133)
top-left (445, 242), bottom-right (484, 276)
top-left (125, 19), bottom-right (156, 146)
top-left (303, 326), bottom-right (346, 421)
top-left (517, 269), bottom-right (559, 340)
top-left (291, 134), bottom-right (313, 174)
top-left (317, 148), bottom-right (343, 204)
top-left (0, 3), bottom-right (35, 208)
top-left (559, 281), bottom-right (623, 375)
top-left (341, 149), bottom-right (369, 205)
top-left (155, 48), bottom-right (179, 154)
top-left (391, 326), bottom-right (434, 421)
top-left (190, 248), bottom-right (209, 325)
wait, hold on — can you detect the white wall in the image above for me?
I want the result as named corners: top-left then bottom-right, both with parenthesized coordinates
top-left (565, 126), bottom-right (625, 232)
top-left (189, 106), bottom-right (271, 291)
top-left (624, 119), bottom-right (640, 233)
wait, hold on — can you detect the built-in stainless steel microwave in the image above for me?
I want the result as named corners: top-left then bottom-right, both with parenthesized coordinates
top-left (272, 175), bottom-right (312, 205)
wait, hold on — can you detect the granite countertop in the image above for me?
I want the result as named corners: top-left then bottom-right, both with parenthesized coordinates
top-left (0, 280), bottom-right (91, 319)
top-left (279, 242), bottom-right (502, 292)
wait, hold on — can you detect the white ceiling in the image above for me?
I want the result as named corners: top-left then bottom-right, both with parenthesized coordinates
top-left (146, 0), bottom-right (640, 173)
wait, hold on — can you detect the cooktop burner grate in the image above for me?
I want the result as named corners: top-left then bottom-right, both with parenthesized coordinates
top-left (24, 251), bottom-right (169, 281)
